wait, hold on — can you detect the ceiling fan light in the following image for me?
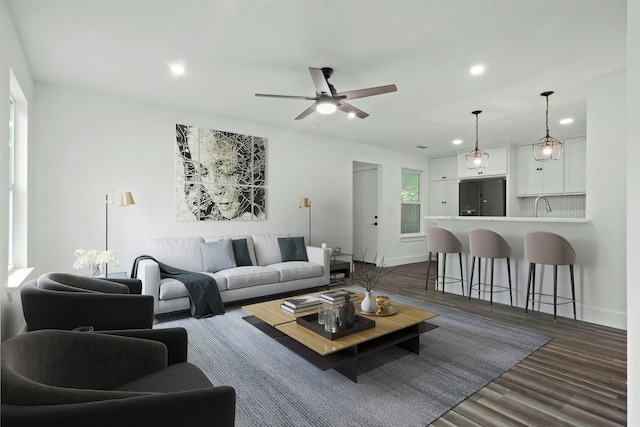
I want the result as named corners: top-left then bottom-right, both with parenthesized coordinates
top-left (316, 100), bottom-right (337, 115)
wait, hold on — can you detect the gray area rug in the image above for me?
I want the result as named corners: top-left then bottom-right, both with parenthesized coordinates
top-left (155, 292), bottom-right (551, 427)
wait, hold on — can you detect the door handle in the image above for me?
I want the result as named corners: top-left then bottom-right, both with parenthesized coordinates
top-left (371, 222), bottom-right (378, 226)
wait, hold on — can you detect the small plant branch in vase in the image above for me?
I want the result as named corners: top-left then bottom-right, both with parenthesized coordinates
top-left (352, 249), bottom-right (395, 292)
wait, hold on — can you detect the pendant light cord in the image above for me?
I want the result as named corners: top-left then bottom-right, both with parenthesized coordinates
top-left (545, 94), bottom-right (550, 138)
top-left (475, 112), bottom-right (479, 149)
top-left (472, 110), bottom-right (482, 152)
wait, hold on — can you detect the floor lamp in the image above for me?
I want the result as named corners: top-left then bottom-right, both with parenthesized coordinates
top-left (105, 191), bottom-right (135, 276)
top-left (299, 198), bottom-right (311, 246)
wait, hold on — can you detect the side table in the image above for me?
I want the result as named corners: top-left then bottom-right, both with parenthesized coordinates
top-left (330, 252), bottom-right (353, 285)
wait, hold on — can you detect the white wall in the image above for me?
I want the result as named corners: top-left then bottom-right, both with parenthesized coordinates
top-left (626, 1), bottom-right (639, 423)
top-left (1, 2), bottom-right (35, 340)
top-left (30, 83), bottom-right (430, 282)
top-left (583, 69), bottom-right (627, 328)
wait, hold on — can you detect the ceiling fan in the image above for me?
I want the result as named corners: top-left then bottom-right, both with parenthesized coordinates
top-left (255, 67), bottom-right (397, 120)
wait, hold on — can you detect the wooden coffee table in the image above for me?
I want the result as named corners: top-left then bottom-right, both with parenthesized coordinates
top-left (242, 289), bottom-right (438, 382)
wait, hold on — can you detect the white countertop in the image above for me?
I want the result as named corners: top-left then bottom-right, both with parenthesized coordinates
top-left (424, 216), bottom-right (590, 223)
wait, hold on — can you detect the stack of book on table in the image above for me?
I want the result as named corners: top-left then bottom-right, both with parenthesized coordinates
top-left (319, 289), bottom-right (359, 306)
top-left (280, 296), bottom-right (321, 314)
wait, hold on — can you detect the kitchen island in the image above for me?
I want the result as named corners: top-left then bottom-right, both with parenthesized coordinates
top-left (422, 215), bottom-right (624, 328)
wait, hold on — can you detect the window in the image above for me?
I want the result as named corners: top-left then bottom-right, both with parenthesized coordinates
top-left (401, 169), bottom-right (421, 234)
top-left (8, 96), bottom-right (15, 267)
top-left (7, 70), bottom-right (31, 286)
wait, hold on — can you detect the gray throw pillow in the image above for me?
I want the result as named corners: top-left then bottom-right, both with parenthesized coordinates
top-left (201, 239), bottom-right (237, 273)
top-left (277, 237), bottom-right (308, 262)
top-left (232, 239), bottom-right (253, 266)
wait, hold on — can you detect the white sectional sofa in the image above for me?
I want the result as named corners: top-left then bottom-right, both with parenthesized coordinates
top-left (136, 234), bottom-right (330, 315)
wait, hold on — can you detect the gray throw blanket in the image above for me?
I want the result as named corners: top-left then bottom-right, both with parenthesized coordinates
top-left (131, 255), bottom-right (225, 318)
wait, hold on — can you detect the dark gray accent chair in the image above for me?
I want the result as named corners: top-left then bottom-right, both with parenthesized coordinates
top-left (21, 272), bottom-right (155, 331)
top-left (1, 327), bottom-right (236, 427)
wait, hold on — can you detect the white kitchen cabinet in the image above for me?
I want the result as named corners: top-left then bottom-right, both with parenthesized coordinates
top-left (457, 146), bottom-right (508, 179)
top-left (516, 144), bottom-right (564, 196)
top-left (430, 155), bottom-right (457, 181)
top-left (429, 180), bottom-right (459, 216)
top-left (563, 137), bottom-right (586, 194)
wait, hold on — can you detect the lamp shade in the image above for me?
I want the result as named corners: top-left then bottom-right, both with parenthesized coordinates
top-left (315, 99), bottom-right (337, 115)
top-left (299, 198), bottom-right (310, 208)
top-left (120, 192), bottom-right (136, 206)
top-left (465, 148), bottom-right (489, 168)
top-left (532, 137), bottom-right (562, 161)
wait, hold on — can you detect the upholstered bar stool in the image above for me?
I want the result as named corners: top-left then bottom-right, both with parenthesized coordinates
top-left (524, 231), bottom-right (577, 326)
top-left (468, 229), bottom-right (513, 310)
top-left (425, 227), bottom-right (465, 297)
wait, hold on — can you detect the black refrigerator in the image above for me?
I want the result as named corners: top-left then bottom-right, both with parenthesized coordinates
top-left (458, 178), bottom-right (506, 216)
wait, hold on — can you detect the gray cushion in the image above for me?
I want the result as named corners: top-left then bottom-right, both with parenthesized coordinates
top-left (232, 239), bottom-right (253, 266)
top-left (269, 261), bottom-right (323, 281)
top-left (218, 266), bottom-right (280, 290)
top-left (200, 239), bottom-right (237, 273)
top-left (278, 237), bottom-right (308, 262)
top-left (37, 273), bottom-right (129, 294)
top-left (115, 363), bottom-right (212, 393)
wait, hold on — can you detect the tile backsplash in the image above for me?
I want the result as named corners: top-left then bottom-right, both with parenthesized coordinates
top-left (518, 195), bottom-right (586, 218)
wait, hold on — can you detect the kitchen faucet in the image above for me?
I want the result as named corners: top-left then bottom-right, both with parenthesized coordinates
top-left (534, 195), bottom-right (552, 217)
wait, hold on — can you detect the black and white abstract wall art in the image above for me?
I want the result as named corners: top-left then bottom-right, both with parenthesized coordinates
top-left (175, 124), bottom-right (266, 221)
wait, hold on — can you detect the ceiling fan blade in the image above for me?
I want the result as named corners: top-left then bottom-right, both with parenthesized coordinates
top-left (336, 84), bottom-right (398, 100)
top-left (295, 103), bottom-right (318, 120)
top-left (309, 68), bottom-right (333, 96)
top-left (255, 93), bottom-right (316, 100)
top-left (338, 102), bottom-right (369, 119)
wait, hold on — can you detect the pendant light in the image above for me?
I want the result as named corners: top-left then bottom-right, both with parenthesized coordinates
top-left (466, 110), bottom-right (489, 169)
top-left (532, 91), bottom-right (562, 161)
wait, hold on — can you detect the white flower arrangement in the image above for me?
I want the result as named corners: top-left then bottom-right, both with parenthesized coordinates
top-left (73, 249), bottom-right (119, 271)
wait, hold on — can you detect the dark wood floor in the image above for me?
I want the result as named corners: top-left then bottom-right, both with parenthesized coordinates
top-left (372, 261), bottom-right (627, 427)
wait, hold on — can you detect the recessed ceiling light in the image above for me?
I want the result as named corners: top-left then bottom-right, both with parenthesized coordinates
top-left (470, 65), bottom-right (485, 75)
top-left (170, 64), bottom-right (185, 75)
top-left (559, 118), bottom-right (574, 125)
top-left (452, 139), bottom-right (463, 145)
top-left (348, 112), bottom-right (356, 119)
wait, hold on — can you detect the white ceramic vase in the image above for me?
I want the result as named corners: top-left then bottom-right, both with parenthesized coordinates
top-left (360, 290), bottom-right (377, 313)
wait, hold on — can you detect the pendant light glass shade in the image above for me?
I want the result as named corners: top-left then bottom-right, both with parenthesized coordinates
top-left (533, 91), bottom-right (562, 161)
top-left (466, 110), bottom-right (489, 169)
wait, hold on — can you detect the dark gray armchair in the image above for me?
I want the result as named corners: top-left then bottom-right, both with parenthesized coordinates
top-left (21, 272), bottom-right (154, 331)
top-left (1, 327), bottom-right (236, 427)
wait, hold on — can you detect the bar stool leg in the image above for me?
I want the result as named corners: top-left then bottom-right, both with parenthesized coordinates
top-left (507, 258), bottom-right (513, 306)
top-left (425, 251), bottom-right (433, 291)
top-left (468, 256), bottom-right (476, 305)
top-left (570, 264), bottom-right (577, 320)
top-left (442, 253), bottom-right (447, 298)
top-left (489, 258), bottom-right (495, 311)
top-left (553, 265), bottom-right (558, 327)
top-left (458, 252), bottom-right (465, 296)
top-left (478, 257), bottom-right (482, 300)
top-left (525, 262), bottom-right (533, 319)
top-left (532, 263), bottom-right (537, 311)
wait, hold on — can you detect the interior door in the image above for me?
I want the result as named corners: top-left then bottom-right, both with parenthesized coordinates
top-left (353, 163), bottom-right (379, 264)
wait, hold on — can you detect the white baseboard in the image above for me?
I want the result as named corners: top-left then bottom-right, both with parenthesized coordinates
top-left (384, 254), bottom-right (429, 267)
